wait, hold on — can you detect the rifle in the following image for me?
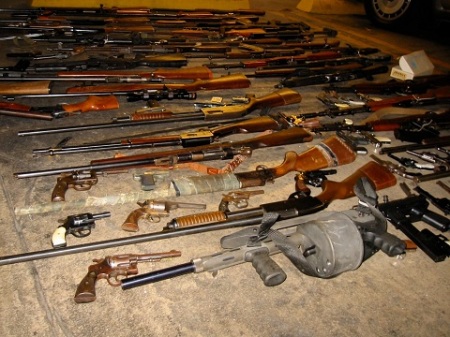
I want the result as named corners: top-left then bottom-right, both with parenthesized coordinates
top-left (0, 160), bottom-right (396, 266)
top-left (275, 64), bottom-right (389, 88)
top-left (32, 116), bottom-right (286, 155)
top-left (0, 95), bottom-right (119, 120)
top-left (0, 66), bottom-right (213, 81)
top-left (18, 88), bottom-right (300, 136)
top-left (324, 74), bottom-right (450, 95)
top-left (65, 73), bottom-right (251, 94)
top-left (0, 81), bottom-right (50, 95)
top-left (14, 127), bottom-right (314, 179)
top-left (74, 250), bottom-right (182, 303)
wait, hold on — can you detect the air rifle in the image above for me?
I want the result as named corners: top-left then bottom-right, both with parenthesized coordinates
top-left (0, 160), bottom-right (396, 266)
top-left (18, 88), bottom-right (300, 136)
top-left (14, 127), bottom-right (313, 179)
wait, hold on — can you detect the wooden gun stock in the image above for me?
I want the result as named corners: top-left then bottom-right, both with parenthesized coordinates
top-left (62, 95), bottom-right (119, 113)
top-left (65, 74), bottom-right (251, 94)
top-left (0, 81), bottom-right (50, 95)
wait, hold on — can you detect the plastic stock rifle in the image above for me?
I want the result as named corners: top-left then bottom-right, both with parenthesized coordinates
top-left (14, 126), bottom-right (314, 179)
top-left (17, 87), bottom-right (300, 136)
top-left (0, 159), bottom-right (397, 266)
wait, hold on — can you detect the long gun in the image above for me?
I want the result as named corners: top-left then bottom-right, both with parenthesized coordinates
top-left (0, 95), bottom-right (119, 120)
top-left (276, 64), bottom-right (389, 88)
top-left (0, 66), bottom-right (213, 81)
top-left (17, 88), bottom-right (300, 136)
top-left (14, 127), bottom-right (313, 179)
top-left (0, 160), bottom-right (396, 266)
top-left (32, 116), bottom-right (286, 155)
top-left (64, 73), bottom-right (251, 94)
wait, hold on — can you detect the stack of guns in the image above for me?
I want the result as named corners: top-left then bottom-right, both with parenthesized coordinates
top-left (0, 5), bottom-right (449, 303)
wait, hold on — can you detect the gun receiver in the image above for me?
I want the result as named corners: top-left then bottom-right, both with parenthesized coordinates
top-left (15, 127), bottom-right (313, 179)
top-left (51, 211), bottom-right (110, 248)
top-left (122, 200), bottom-right (206, 232)
top-left (378, 196), bottom-right (450, 262)
top-left (65, 73), bottom-right (251, 94)
top-left (18, 88), bottom-right (300, 136)
top-left (74, 250), bottom-right (181, 303)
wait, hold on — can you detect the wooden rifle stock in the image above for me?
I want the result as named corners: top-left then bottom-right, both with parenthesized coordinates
top-left (57, 66), bottom-right (213, 80)
top-left (65, 73), bottom-right (251, 93)
top-left (0, 81), bottom-right (50, 95)
top-left (62, 95), bottom-right (119, 113)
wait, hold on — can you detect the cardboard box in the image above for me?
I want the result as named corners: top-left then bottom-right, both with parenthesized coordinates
top-left (390, 50), bottom-right (434, 80)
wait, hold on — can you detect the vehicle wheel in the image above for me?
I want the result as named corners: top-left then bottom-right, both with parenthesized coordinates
top-left (363, 0), bottom-right (428, 28)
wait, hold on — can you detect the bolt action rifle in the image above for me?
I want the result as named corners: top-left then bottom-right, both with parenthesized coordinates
top-left (18, 87), bottom-right (300, 136)
top-left (0, 159), bottom-right (397, 267)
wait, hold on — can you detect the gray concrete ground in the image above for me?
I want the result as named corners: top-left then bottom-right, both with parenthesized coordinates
top-left (0, 1), bottom-right (449, 337)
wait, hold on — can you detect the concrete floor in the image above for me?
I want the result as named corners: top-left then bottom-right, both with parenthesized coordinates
top-left (0, 2), bottom-right (449, 337)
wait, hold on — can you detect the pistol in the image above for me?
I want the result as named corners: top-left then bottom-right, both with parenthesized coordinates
top-left (74, 251), bottom-right (181, 303)
top-left (51, 170), bottom-right (99, 202)
top-left (218, 190), bottom-right (264, 212)
top-left (51, 211), bottom-right (110, 248)
top-left (121, 200), bottom-right (206, 232)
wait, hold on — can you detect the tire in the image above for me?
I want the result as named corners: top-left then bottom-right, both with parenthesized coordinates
top-left (363, 0), bottom-right (429, 29)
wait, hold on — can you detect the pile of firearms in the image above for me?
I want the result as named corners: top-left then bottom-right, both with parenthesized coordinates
top-left (0, 6), bottom-right (449, 302)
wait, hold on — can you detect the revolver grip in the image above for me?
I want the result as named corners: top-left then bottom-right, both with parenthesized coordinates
top-left (121, 208), bottom-right (148, 232)
top-left (74, 271), bottom-right (98, 303)
top-left (51, 227), bottom-right (67, 248)
top-left (51, 176), bottom-right (71, 202)
top-left (245, 249), bottom-right (287, 286)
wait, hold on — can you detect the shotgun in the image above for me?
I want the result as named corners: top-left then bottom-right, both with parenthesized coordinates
top-left (14, 127), bottom-right (313, 179)
top-left (0, 160), bottom-right (396, 266)
top-left (18, 88), bottom-right (300, 136)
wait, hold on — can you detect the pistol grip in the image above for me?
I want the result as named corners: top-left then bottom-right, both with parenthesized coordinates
top-left (74, 271), bottom-right (97, 303)
top-left (51, 227), bottom-right (67, 248)
top-left (51, 176), bottom-right (71, 202)
top-left (121, 208), bottom-right (148, 232)
top-left (245, 249), bottom-right (287, 286)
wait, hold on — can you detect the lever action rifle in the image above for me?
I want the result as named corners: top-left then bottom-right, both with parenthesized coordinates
top-left (0, 160), bottom-right (396, 266)
top-left (0, 95), bottom-right (119, 120)
top-left (65, 73), bottom-right (251, 94)
top-left (14, 127), bottom-right (313, 179)
top-left (18, 88), bottom-right (301, 136)
top-left (32, 116), bottom-right (286, 155)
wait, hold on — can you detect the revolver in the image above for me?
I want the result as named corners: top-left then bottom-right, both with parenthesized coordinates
top-left (218, 190), bottom-right (264, 212)
top-left (51, 170), bottom-right (99, 202)
top-left (121, 199), bottom-right (206, 232)
top-left (74, 251), bottom-right (181, 303)
top-left (51, 211), bottom-right (110, 248)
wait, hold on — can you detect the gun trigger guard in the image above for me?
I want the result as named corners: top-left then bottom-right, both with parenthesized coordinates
top-left (144, 213), bottom-right (161, 223)
top-left (71, 228), bottom-right (91, 238)
top-left (107, 272), bottom-right (126, 287)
